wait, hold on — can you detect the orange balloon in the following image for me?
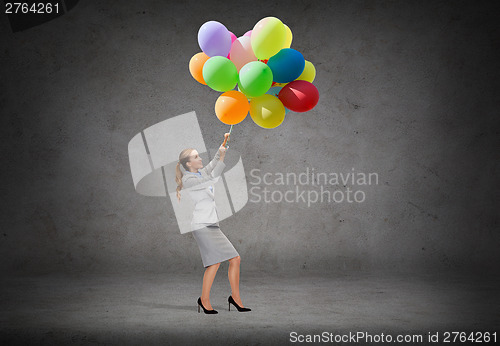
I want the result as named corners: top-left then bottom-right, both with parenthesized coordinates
top-left (189, 52), bottom-right (210, 85)
top-left (215, 90), bottom-right (249, 125)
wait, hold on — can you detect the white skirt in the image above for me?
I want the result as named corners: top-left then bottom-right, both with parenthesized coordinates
top-left (192, 224), bottom-right (240, 268)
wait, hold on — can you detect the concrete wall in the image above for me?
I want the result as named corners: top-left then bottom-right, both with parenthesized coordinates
top-left (1, 0), bottom-right (498, 276)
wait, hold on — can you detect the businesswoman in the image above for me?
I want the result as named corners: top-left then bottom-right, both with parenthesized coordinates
top-left (175, 133), bottom-right (251, 314)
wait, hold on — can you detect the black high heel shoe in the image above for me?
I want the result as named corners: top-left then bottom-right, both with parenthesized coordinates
top-left (198, 297), bottom-right (218, 314)
top-left (228, 295), bottom-right (251, 312)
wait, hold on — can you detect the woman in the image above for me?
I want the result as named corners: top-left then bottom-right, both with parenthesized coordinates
top-left (175, 133), bottom-right (251, 314)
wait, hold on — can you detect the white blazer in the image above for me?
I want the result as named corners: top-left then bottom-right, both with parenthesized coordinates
top-left (181, 150), bottom-right (226, 229)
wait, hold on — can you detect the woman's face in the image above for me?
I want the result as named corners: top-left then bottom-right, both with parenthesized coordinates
top-left (186, 150), bottom-right (203, 172)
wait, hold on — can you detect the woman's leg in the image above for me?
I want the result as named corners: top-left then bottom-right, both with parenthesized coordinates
top-left (201, 262), bottom-right (220, 310)
top-left (228, 256), bottom-right (245, 307)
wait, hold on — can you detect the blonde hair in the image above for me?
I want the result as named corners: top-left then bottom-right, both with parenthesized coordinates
top-left (175, 148), bottom-right (195, 202)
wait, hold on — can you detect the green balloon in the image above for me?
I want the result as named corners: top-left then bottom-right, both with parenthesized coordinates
top-left (237, 61), bottom-right (273, 98)
top-left (202, 56), bottom-right (238, 92)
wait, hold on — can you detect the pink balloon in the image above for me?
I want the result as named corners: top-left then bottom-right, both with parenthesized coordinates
top-left (229, 36), bottom-right (257, 72)
top-left (243, 30), bottom-right (252, 37)
top-left (229, 31), bottom-right (237, 43)
top-left (227, 31), bottom-right (237, 58)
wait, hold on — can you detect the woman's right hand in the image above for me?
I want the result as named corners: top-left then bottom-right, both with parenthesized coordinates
top-left (218, 133), bottom-right (229, 160)
top-left (221, 132), bottom-right (230, 147)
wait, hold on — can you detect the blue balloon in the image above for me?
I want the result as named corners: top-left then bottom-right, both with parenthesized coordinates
top-left (266, 86), bottom-right (290, 114)
top-left (267, 48), bottom-right (305, 83)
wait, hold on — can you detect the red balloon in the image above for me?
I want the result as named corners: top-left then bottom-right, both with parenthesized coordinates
top-left (278, 80), bottom-right (319, 112)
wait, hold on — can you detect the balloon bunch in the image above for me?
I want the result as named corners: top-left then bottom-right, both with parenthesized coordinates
top-left (189, 17), bottom-right (319, 129)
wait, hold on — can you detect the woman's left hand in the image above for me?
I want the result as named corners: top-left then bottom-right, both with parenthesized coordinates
top-left (218, 145), bottom-right (227, 158)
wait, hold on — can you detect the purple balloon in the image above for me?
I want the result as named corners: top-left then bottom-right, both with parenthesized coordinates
top-left (198, 21), bottom-right (231, 57)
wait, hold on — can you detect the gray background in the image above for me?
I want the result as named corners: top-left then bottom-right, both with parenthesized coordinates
top-left (2, 1), bottom-right (500, 344)
top-left (1, 0), bottom-right (499, 277)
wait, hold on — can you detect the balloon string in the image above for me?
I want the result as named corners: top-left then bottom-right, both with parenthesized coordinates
top-left (225, 124), bottom-right (233, 148)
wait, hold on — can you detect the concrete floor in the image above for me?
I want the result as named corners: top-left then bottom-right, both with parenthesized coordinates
top-left (2, 268), bottom-right (498, 345)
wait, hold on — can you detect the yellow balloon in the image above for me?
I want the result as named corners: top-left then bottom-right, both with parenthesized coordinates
top-left (249, 94), bottom-right (286, 129)
top-left (251, 17), bottom-right (286, 60)
top-left (296, 60), bottom-right (316, 83)
top-left (283, 24), bottom-right (293, 48)
top-left (273, 82), bottom-right (288, 88)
